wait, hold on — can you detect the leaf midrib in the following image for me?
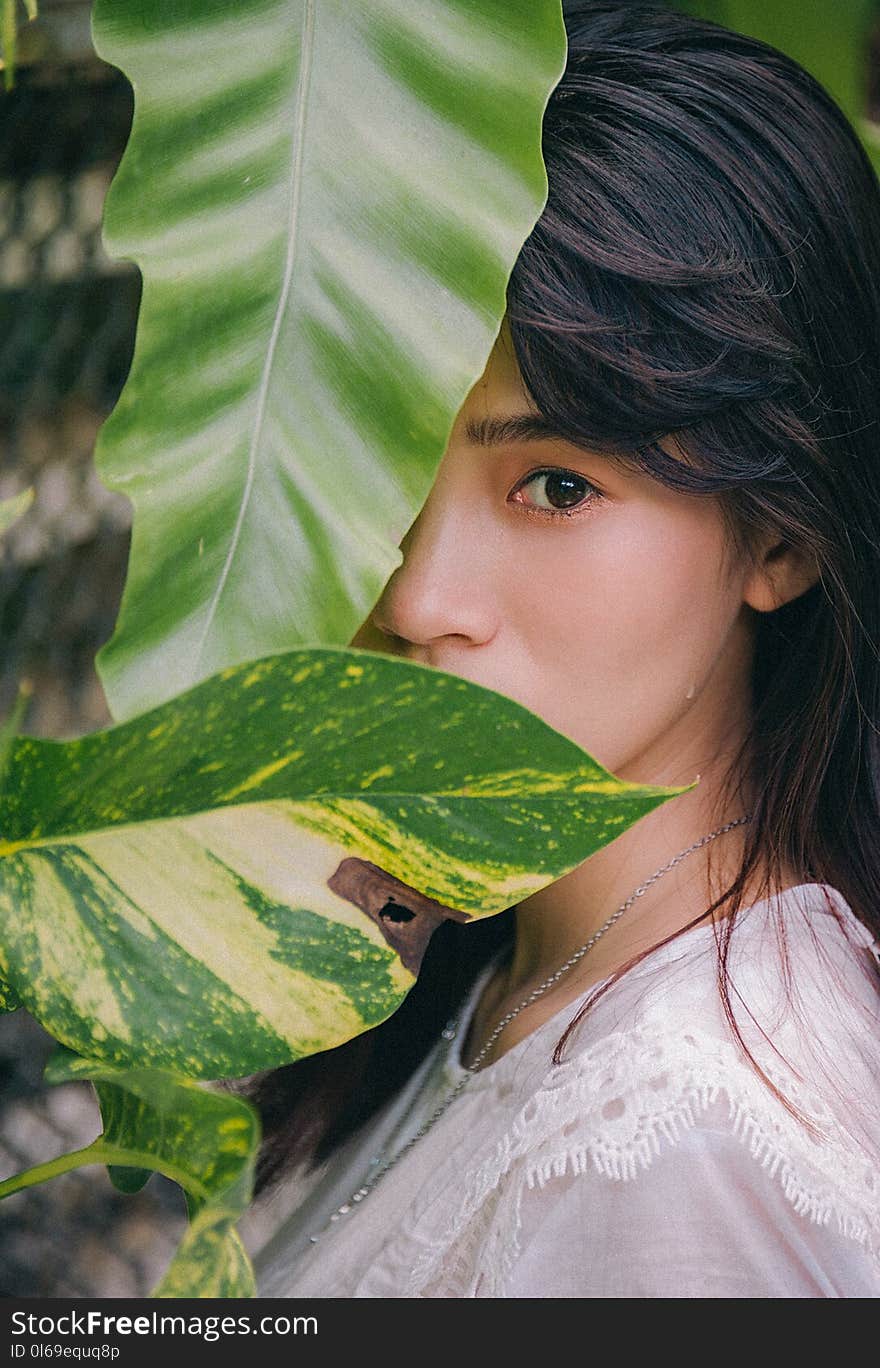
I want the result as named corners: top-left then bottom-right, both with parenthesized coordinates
top-left (191, 0), bottom-right (317, 678)
top-left (0, 780), bottom-right (677, 857)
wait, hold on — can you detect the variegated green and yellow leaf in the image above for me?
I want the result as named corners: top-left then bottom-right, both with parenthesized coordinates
top-left (0, 679), bottom-right (29, 1014)
top-left (0, 973), bottom-right (20, 1013)
top-left (151, 1212), bottom-right (256, 1299)
top-left (0, 646), bottom-right (692, 1076)
top-left (90, 0), bottom-right (568, 721)
top-left (0, 1049), bottom-right (259, 1298)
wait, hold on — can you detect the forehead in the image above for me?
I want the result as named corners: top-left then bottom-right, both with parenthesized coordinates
top-left (455, 322), bottom-right (537, 429)
top-left (450, 323), bottom-right (636, 473)
top-left (453, 323), bottom-right (699, 485)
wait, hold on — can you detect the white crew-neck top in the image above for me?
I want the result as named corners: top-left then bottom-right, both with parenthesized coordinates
top-left (244, 883), bottom-right (880, 1298)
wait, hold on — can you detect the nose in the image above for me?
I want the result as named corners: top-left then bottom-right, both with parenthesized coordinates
top-left (366, 473), bottom-right (498, 657)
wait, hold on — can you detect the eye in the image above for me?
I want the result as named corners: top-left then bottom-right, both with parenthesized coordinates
top-left (510, 467), bottom-right (600, 519)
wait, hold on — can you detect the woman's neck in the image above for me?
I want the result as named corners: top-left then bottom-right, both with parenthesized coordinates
top-left (503, 735), bottom-right (777, 1001)
top-left (458, 758), bottom-right (805, 1073)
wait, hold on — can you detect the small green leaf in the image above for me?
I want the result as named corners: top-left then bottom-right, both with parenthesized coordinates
top-left (106, 1163), bottom-right (153, 1195)
top-left (151, 1211), bottom-right (256, 1299)
top-left (0, 681), bottom-right (30, 1012)
top-left (38, 1052), bottom-right (259, 1298)
top-left (0, 488), bottom-right (33, 538)
top-left (0, 972), bottom-right (21, 1013)
top-left (0, 677), bottom-right (32, 796)
top-left (1, 0), bottom-right (37, 92)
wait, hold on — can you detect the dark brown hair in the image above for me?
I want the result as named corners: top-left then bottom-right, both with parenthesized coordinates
top-left (245, 0), bottom-right (880, 1195)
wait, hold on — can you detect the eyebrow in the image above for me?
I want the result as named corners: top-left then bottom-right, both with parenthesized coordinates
top-left (463, 412), bottom-right (571, 447)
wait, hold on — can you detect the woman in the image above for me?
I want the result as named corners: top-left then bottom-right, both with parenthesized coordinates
top-left (243, 1), bottom-right (880, 1296)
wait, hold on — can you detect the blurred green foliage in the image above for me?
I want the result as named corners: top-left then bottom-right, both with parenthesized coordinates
top-left (675, 0), bottom-right (880, 174)
top-left (1, 0), bottom-right (37, 92)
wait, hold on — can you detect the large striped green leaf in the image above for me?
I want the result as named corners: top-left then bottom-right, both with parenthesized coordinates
top-left (0, 646), bottom-right (690, 1077)
top-left (0, 1048), bottom-right (260, 1298)
top-left (91, 0), bottom-right (568, 722)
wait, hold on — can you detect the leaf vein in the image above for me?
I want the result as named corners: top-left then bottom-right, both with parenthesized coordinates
top-left (192, 0), bottom-right (317, 676)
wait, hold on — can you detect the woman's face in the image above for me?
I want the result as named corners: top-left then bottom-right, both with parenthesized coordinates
top-left (356, 326), bottom-right (758, 783)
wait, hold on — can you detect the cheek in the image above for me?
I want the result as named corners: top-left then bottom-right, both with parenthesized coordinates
top-left (506, 509), bottom-right (741, 752)
top-left (598, 516), bottom-right (737, 667)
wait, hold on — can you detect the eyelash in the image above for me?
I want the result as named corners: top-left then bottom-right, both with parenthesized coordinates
top-left (509, 467), bottom-right (602, 521)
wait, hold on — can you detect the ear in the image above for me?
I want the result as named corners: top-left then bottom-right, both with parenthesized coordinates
top-left (742, 535), bottom-right (820, 613)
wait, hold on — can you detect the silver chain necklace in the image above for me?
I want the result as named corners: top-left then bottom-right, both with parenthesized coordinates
top-left (307, 812), bottom-right (752, 1245)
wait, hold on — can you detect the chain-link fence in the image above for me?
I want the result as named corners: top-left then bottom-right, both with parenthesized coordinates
top-left (0, 8), bottom-right (136, 739)
top-left (0, 0), bottom-right (185, 1298)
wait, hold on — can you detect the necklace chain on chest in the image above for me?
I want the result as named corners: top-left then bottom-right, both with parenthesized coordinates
top-left (306, 812), bottom-right (752, 1244)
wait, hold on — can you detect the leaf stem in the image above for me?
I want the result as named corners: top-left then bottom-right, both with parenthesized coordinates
top-left (0, 1141), bottom-right (209, 1202)
top-left (0, 676), bottom-right (32, 797)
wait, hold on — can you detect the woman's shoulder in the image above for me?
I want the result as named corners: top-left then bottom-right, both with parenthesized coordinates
top-left (400, 886), bottom-right (880, 1297)
top-left (542, 881), bottom-right (880, 1128)
top-left (577, 880), bottom-right (880, 1061)
top-left (488, 882), bottom-right (880, 1270)
top-left (475, 880), bottom-right (880, 1156)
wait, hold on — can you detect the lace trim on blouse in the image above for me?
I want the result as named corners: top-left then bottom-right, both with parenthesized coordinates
top-left (402, 1015), bottom-right (880, 1297)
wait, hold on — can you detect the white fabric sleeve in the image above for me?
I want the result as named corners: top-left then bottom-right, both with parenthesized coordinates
top-left (500, 1106), bottom-right (880, 1298)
